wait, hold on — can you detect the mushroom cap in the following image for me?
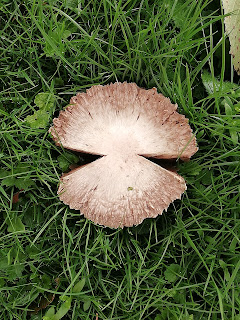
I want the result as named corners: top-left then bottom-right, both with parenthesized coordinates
top-left (58, 155), bottom-right (186, 228)
top-left (50, 82), bottom-right (198, 228)
top-left (51, 82), bottom-right (197, 160)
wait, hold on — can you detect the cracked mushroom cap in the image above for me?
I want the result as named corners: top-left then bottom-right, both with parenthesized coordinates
top-left (50, 82), bottom-right (198, 228)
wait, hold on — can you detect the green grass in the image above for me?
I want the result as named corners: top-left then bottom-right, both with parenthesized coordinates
top-left (0, 0), bottom-right (239, 319)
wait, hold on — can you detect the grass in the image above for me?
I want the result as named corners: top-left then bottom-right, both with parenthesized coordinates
top-left (0, 0), bottom-right (239, 319)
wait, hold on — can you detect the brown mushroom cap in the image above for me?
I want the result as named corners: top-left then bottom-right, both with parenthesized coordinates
top-left (50, 82), bottom-right (198, 228)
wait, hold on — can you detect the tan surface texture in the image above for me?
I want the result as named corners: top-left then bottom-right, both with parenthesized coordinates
top-left (50, 82), bottom-right (198, 228)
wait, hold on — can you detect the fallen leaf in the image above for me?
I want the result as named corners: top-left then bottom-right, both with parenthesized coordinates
top-left (28, 278), bottom-right (60, 315)
top-left (222, 0), bottom-right (240, 74)
top-left (12, 189), bottom-right (24, 204)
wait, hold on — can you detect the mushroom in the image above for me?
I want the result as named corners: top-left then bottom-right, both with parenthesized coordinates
top-left (50, 82), bottom-right (198, 228)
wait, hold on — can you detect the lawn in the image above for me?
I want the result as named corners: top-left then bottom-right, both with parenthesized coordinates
top-left (0, 0), bottom-right (240, 319)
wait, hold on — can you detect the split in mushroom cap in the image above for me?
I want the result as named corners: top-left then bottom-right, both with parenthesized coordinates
top-left (50, 82), bottom-right (198, 228)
